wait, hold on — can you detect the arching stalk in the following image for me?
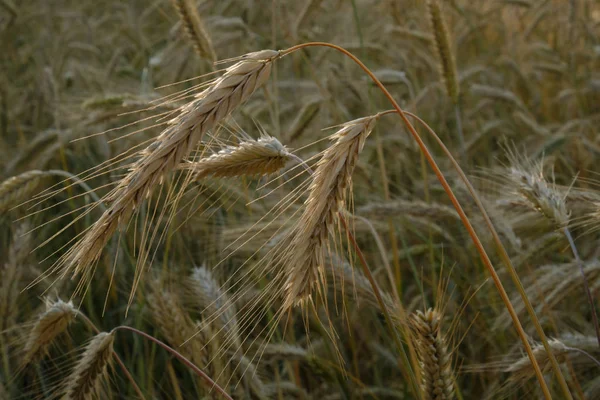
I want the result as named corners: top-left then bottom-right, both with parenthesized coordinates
top-left (280, 42), bottom-right (554, 399)
top-left (403, 111), bottom-right (573, 399)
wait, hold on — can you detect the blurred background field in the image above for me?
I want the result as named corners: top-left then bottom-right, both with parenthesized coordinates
top-left (1, 0), bottom-right (600, 399)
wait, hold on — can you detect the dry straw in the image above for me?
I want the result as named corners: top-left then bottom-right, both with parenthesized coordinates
top-left (63, 331), bottom-right (114, 400)
top-left (182, 134), bottom-right (291, 180)
top-left (171, 0), bottom-right (216, 62)
top-left (280, 115), bottom-right (378, 309)
top-left (411, 308), bottom-right (454, 400)
top-left (23, 299), bottom-right (77, 365)
top-left (62, 50), bottom-right (280, 289)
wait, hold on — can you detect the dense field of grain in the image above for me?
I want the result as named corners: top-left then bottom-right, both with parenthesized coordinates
top-left (1, 0), bottom-right (599, 399)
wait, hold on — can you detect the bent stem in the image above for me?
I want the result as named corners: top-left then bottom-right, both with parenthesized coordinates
top-left (454, 103), bottom-right (465, 161)
top-left (404, 111), bottom-right (574, 399)
top-left (339, 215), bottom-right (421, 399)
top-left (113, 325), bottom-right (233, 400)
top-left (281, 42), bottom-right (553, 399)
top-left (76, 313), bottom-right (146, 400)
top-left (563, 227), bottom-right (600, 348)
top-left (291, 152), bottom-right (420, 395)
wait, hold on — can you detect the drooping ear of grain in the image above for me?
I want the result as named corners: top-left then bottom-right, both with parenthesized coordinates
top-left (411, 308), bottom-right (455, 400)
top-left (281, 115), bottom-right (378, 309)
top-left (170, 0), bottom-right (216, 63)
top-left (23, 299), bottom-right (77, 365)
top-left (0, 170), bottom-right (45, 213)
top-left (181, 134), bottom-right (291, 180)
top-left (427, 0), bottom-right (460, 104)
top-left (186, 265), bottom-right (241, 349)
top-left (62, 50), bottom-right (280, 288)
top-left (147, 283), bottom-right (209, 368)
top-left (63, 331), bottom-right (114, 400)
top-left (504, 151), bottom-right (569, 228)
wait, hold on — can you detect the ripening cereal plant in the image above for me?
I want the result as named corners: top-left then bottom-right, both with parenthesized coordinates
top-left (28, 38), bottom-right (571, 398)
top-left (44, 50), bottom-right (281, 306)
top-left (410, 308), bottom-right (455, 400)
top-left (279, 115), bottom-right (378, 309)
top-left (62, 331), bottom-right (115, 400)
top-left (170, 0), bottom-right (217, 63)
top-left (22, 299), bottom-right (77, 365)
top-left (500, 148), bottom-right (600, 348)
top-left (426, 0), bottom-right (464, 156)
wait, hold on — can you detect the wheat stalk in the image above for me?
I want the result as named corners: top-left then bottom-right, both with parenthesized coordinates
top-left (171, 0), bottom-right (216, 62)
top-left (23, 299), bottom-right (77, 365)
top-left (280, 115), bottom-right (378, 309)
top-left (411, 308), bottom-right (454, 400)
top-left (63, 331), bottom-right (114, 400)
top-left (181, 134), bottom-right (291, 180)
top-left (62, 50), bottom-right (280, 288)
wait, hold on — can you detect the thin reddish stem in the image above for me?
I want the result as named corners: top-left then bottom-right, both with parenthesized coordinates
top-left (113, 325), bottom-right (233, 400)
top-left (282, 42), bottom-right (553, 399)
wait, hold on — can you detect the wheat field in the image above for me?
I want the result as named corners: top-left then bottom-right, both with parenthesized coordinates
top-left (1, 0), bottom-right (599, 399)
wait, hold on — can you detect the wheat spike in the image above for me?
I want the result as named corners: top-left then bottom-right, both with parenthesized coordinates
top-left (23, 299), bottom-right (77, 365)
top-left (171, 0), bottom-right (216, 62)
top-left (0, 170), bottom-right (45, 212)
top-left (147, 284), bottom-right (210, 368)
top-left (427, 0), bottom-right (459, 104)
top-left (411, 308), bottom-right (455, 400)
top-left (182, 134), bottom-right (291, 180)
top-left (504, 151), bottom-right (569, 228)
top-left (0, 223), bottom-right (31, 330)
top-left (187, 265), bottom-right (241, 349)
top-left (63, 331), bottom-right (114, 400)
top-left (506, 334), bottom-right (599, 381)
top-left (62, 50), bottom-right (279, 288)
top-left (281, 115), bottom-right (377, 309)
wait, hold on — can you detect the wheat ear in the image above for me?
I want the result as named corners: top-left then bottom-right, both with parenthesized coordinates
top-left (506, 335), bottom-right (599, 379)
top-left (0, 170), bottom-right (45, 212)
top-left (505, 153), bottom-right (569, 228)
top-left (147, 284), bottom-right (209, 368)
top-left (427, 0), bottom-right (459, 104)
top-left (170, 0), bottom-right (216, 62)
top-left (23, 299), bottom-right (77, 365)
top-left (1, 223), bottom-right (31, 331)
top-left (181, 134), bottom-right (291, 180)
top-left (62, 50), bottom-right (279, 284)
top-left (186, 265), bottom-right (241, 349)
top-left (411, 308), bottom-right (455, 400)
top-left (63, 331), bottom-right (114, 400)
top-left (281, 115), bottom-right (377, 309)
